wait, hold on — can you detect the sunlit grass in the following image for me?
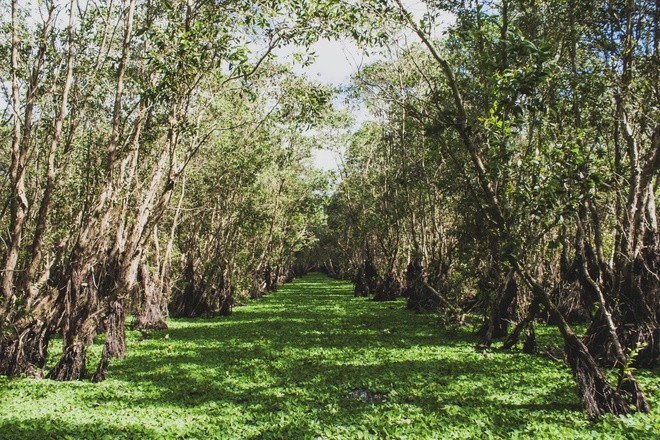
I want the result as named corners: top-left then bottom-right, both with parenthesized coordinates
top-left (1, 273), bottom-right (658, 439)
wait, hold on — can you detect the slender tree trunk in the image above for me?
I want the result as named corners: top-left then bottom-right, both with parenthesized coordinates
top-left (21, 0), bottom-right (77, 307)
top-left (133, 259), bottom-right (168, 330)
top-left (1, 0), bottom-right (75, 378)
top-left (1, 0), bottom-right (55, 310)
top-left (92, 299), bottom-right (126, 382)
top-left (502, 297), bottom-right (540, 351)
top-left (479, 269), bottom-right (516, 347)
top-left (49, 0), bottom-right (137, 381)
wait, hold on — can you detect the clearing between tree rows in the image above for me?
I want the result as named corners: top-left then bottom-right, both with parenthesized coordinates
top-left (1, 273), bottom-right (658, 439)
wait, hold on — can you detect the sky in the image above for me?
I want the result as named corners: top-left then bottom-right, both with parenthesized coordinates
top-left (273, 1), bottom-right (456, 171)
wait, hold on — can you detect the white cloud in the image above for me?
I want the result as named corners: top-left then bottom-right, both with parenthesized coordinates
top-left (311, 148), bottom-right (342, 171)
top-left (275, 38), bottom-right (378, 86)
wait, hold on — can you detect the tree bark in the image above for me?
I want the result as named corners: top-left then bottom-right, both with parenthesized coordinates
top-left (134, 260), bottom-right (168, 330)
top-left (479, 268), bottom-right (516, 347)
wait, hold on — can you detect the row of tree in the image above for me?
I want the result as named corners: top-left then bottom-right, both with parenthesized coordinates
top-left (318, 0), bottom-right (658, 419)
top-left (0, 0), bottom-right (333, 382)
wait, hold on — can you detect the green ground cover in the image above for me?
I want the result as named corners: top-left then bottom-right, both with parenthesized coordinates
top-left (1, 273), bottom-right (658, 439)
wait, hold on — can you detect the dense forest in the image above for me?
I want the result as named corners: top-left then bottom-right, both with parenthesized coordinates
top-left (1, 0), bottom-right (658, 427)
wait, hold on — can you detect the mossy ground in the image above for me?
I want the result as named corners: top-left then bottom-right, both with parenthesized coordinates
top-left (1, 273), bottom-right (658, 439)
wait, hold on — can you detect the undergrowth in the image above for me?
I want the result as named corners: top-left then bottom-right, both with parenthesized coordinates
top-left (1, 273), bottom-right (658, 439)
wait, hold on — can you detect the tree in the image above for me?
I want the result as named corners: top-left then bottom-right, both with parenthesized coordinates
top-left (319, 0), bottom-right (656, 418)
top-left (0, 0), bottom-right (349, 381)
top-left (387, 0), bottom-right (654, 418)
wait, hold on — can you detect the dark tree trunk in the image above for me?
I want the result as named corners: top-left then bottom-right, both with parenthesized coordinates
top-left (522, 325), bottom-right (537, 355)
top-left (406, 258), bottom-right (441, 311)
top-left (584, 246), bottom-right (659, 368)
top-left (373, 273), bottom-right (400, 301)
top-left (538, 277), bottom-right (645, 417)
top-left (492, 274), bottom-right (517, 337)
top-left (324, 260), bottom-right (340, 278)
top-left (48, 342), bottom-right (89, 381)
top-left (502, 297), bottom-right (540, 350)
top-left (354, 259), bottom-right (378, 297)
top-left (548, 283), bottom-right (593, 324)
top-left (563, 331), bottom-right (631, 419)
top-left (354, 268), bottom-right (367, 297)
top-left (47, 256), bottom-right (119, 381)
top-left (47, 308), bottom-right (99, 381)
top-left (181, 258), bottom-right (198, 315)
top-left (618, 245), bottom-right (659, 367)
top-left (172, 256), bottom-right (234, 317)
top-left (92, 299), bottom-right (126, 382)
top-left (0, 320), bottom-right (50, 377)
top-left (173, 257), bottom-right (210, 316)
top-left (218, 288), bottom-right (234, 316)
top-left (134, 262), bottom-right (168, 330)
top-left (265, 265), bottom-right (278, 292)
top-left (0, 287), bottom-right (61, 377)
top-left (103, 299), bottom-right (126, 358)
top-left (281, 268), bottom-right (295, 283)
top-left (538, 281), bottom-right (635, 418)
top-left (46, 269), bottom-right (97, 381)
top-left (250, 281), bottom-right (265, 299)
top-left (479, 269), bottom-right (517, 347)
top-left (513, 261), bottom-right (643, 418)
top-left (556, 240), bottom-right (598, 324)
top-left (364, 259), bottom-right (378, 294)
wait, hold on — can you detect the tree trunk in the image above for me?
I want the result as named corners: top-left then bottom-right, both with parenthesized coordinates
top-left (218, 286), bottom-right (234, 316)
top-left (93, 299), bottom-right (126, 382)
top-left (0, 255), bottom-right (65, 377)
top-left (522, 325), bottom-right (537, 355)
top-left (0, 319), bottom-right (50, 377)
top-left (354, 259), bottom-right (378, 297)
top-left (405, 257), bottom-right (442, 311)
top-left (479, 269), bottom-right (516, 347)
top-left (47, 302), bottom-right (100, 381)
top-left (502, 297), bottom-right (540, 350)
top-left (364, 259), bottom-right (379, 295)
top-left (48, 342), bottom-right (90, 381)
top-left (514, 262), bottom-right (641, 418)
top-left (373, 272), bottom-right (400, 301)
top-left (353, 267), bottom-right (368, 297)
top-left (563, 331), bottom-right (631, 419)
top-left (134, 261), bottom-right (168, 330)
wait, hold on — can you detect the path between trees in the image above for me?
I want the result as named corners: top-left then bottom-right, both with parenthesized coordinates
top-left (0, 273), bottom-right (658, 439)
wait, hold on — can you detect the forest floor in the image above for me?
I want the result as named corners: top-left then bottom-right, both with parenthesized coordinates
top-left (0, 273), bottom-right (658, 439)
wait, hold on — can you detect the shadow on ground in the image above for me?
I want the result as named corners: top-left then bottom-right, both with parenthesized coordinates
top-left (1, 273), bottom-right (658, 439)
